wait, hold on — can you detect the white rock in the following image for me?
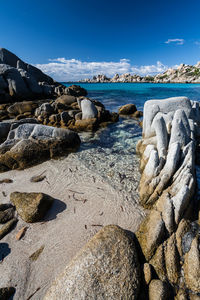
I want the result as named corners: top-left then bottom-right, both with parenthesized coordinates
top-left (144, 149), bottom-right (159, 177)
top-left (143, 97), bottom-right (192, 138)
top-left (81, 99), bottom-right (98, 120)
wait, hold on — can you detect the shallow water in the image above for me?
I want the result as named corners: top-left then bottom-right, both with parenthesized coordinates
top-left (63, 83), bottom-right (200, 193)
top-left (76, 118), bottom-right (142, 195)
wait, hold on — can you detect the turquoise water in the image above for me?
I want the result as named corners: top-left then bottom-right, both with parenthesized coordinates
top-left (63, 83), bottom-right (200, 194)
top-left (64, 82), bottom-right (200, 112)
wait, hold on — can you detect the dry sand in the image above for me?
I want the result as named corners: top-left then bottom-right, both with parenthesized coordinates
top-left (0, 153), bottom-right (145, 300)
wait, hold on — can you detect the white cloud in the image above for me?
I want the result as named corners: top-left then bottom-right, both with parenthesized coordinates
top-left (36, 58), bottom-right (168, 81)
top-left (165, 38), bottom-right (185, 45)
top-left (131, 61), bottom-right (168, 76)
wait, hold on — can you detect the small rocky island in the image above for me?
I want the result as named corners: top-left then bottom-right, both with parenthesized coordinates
top-left (0, 49), bottom-right (199, 300)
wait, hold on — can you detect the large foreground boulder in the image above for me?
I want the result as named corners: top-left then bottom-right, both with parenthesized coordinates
top-left (0, 123), bottom-right (81, 171)
top-left (44, 225), bottom-right (141, 300)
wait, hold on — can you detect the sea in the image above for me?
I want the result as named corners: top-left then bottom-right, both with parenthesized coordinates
top-left (63, 83), bottom-right (200, 194)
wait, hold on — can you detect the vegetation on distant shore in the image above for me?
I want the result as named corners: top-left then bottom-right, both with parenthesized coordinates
top-left (80, 62), bottom-right (200, 83)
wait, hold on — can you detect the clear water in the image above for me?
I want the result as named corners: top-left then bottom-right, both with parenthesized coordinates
top-left (63, 83), bottom-right (200, 194)
top-left (64, 82), bottom-right (200, 112)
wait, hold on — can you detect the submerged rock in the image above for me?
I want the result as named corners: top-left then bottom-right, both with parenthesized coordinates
top-left (10, 192), bottom-right (54, 223)
top-left (44, 225), bottom-right (141, 300)
top-left (118, 103), bottom-right (137, 115)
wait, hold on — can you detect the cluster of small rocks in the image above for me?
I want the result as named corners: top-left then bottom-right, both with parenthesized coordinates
top-left (34, 95), bottom-right (119, 132)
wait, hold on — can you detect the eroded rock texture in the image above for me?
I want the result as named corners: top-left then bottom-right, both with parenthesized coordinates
top-left (136, 96), bottom-right (200, 298)
top-left (0, 123), bottom-right (81, 171)
top-left (0, 48), bottom-right (70, 102)
top-left (44, 225), bottom-right (141, 300)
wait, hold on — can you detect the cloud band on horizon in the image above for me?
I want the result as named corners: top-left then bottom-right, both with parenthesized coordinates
top-left (36, 59), bottom-right (168, 81)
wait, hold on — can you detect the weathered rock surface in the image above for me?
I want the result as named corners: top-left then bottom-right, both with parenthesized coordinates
top-left (148, 280), bottom-right (170, 300)
top-left (7, 101), bottom-right (38, 115)
top-left (136, 96), bottom-right (200, 297)
top-left (136, 210), bottom-right (166, 261)
top-left (183, 234), bottom-right (200, 293)
top-left (143, 263), bottom-right (153, 285)
top-left (10, 192), bottom-right (54, 222)
top-left (0, 48), bottom-right (70, 102)
top-left (55, 95), bottom-right (77, 105)
top-left (44, 225), bottom-right (141, 300)
top-left (0, 124), bottom-right (81, 171)
top-left (32, 95), bottom-right (118, 131)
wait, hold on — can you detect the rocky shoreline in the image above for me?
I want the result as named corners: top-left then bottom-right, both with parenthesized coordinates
top-left (0, 49), bottom-right (200, 300)
top-left (79, 62), bottom-right (200, 83)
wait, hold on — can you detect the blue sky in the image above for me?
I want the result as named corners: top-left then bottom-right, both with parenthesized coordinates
top-left (1, 0), bottom-right (200, 80)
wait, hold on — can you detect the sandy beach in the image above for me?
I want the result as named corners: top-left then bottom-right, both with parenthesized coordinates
top-left (0, 152), bottom-right (144, 299)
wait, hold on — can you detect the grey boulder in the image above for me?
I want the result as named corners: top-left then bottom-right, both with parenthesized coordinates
top-left (0, 124), bottom-right (81, 171)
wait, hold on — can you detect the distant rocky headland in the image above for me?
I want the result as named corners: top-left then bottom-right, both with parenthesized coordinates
top-left (80, 62), bottom-right (200, 83)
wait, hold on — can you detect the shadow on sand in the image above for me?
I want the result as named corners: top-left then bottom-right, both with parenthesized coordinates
top-left (44, 199), bottom-right (67, 221)
top-left (0, 242), bottom-right (11, 262)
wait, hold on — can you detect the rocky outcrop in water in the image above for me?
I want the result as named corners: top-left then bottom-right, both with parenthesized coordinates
top-left (136, 96), bottom-right (200, 298)
top-left (0, 48), bottom-right (78, 102)
top-left (0, 95), bottom-right (118, 131)
top-left (118, 103), bottom-right (143, 118)
top-left (80, 62), bottom-right (200, 83)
